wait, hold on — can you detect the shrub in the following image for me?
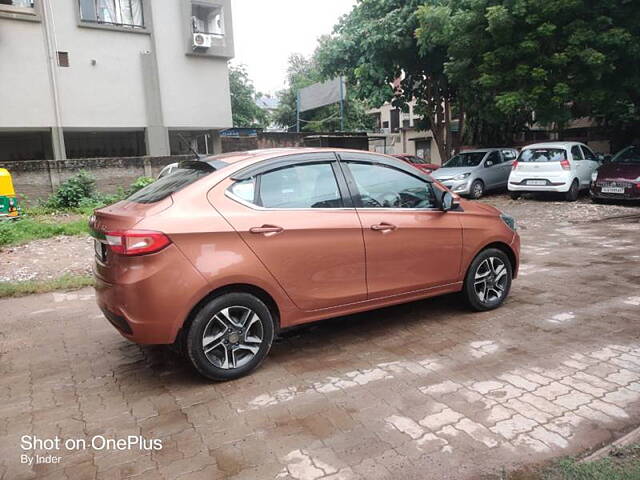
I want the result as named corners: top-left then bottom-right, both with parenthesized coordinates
top-left (49, 171), bottom-right (96, 209)
top-left (129, 176), bottom-right (155, 195)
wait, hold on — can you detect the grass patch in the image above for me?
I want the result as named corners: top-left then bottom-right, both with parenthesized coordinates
top-left (0, 217), bottom-right (90, 247)
top-left (545, 445), bottom-right (640, 480)
top-left (0, 274), bottom-right (94, 298)
top-left (508, 444), bottom-right (640, 480)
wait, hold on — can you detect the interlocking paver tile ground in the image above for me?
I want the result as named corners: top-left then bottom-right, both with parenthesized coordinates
top-left (1, 195), bottom-right (639, 479)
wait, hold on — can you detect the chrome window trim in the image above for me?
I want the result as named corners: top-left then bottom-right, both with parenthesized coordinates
top-left (225, 190), bottom-right (443, 213)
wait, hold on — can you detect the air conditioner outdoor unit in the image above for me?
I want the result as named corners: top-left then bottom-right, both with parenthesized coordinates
top-left (192, 33), bottom-right (212, 49)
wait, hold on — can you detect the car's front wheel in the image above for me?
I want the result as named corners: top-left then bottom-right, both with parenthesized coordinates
top-left (185, 292), bottom-right (275, 381)
top-left (470, 180), bottom-right (485, 199)
top-left (463, 248), bottom-right (513, 311)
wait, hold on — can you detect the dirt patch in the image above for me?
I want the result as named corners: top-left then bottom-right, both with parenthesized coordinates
top-left (0, 235), bottom-right (93, 282)
top-left (481, 193), bottom-right (639, 231)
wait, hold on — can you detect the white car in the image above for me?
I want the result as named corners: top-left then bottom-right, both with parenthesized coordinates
top-left (157, 162), bottom-right (179, 179)
top-left (508, 142), bottom-right (600, 201)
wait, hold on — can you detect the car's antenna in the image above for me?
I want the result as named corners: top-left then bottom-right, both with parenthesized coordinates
top-left (177, 133), bottom-right (203, 161)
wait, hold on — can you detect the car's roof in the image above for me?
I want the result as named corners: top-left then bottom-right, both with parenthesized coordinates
top-left (523, 141), bottom-right (585, 149)
top-left (203, 147), bottom-right (398, 167)
top-left (460, 147), bottom-right (516, 153)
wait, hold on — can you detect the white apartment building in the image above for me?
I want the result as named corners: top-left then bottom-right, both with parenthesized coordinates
top-left (0, 0), bottom-right (234, 161)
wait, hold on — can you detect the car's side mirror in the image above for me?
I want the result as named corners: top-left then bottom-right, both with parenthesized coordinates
top-left (440, 191), bottom-right (456, 211)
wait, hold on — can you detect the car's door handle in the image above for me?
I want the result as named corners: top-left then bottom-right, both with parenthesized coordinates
top-left (371, 223), bottom-right (397, 232)
top-left (250, 225), bottom-right (284, 234)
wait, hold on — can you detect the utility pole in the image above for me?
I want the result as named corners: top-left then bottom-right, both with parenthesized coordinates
top-left (296, 91), bottom-right (301, 133)
top-left (339, 76), bottom-right (345, 132)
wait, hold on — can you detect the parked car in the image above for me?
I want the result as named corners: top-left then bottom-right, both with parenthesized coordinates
top-left (508, 142), bottom-right (600, 201)
top-left (591, 145), bottom-right (640, 202)
top-left (0, 168), bottom-right (21, 219)
top-left (91, 149), bottom-right (520, 381)
top-left (431, 148), bottom-right (518, 199)
top-left (392, 154), bottom-right (440, 174)
top-left (157, 162), bottom-right (179, 179)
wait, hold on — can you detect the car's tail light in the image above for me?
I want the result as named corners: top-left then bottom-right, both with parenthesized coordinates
top-left (560, 159), bottom-right (571, 170)
top-left (511, 161), bottom-right (519, 170)
top-left (105, 230), bottom-right (171, 256)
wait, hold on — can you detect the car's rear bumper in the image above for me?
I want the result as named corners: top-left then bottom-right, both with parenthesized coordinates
top-left (508, 181), bottom-right (570, 193)
top-left (94, 244), bottom-right (208, 345)
top-left (590, 183), bottom-right (640, 200)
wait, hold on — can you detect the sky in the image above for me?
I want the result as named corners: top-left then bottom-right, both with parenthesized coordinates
top-left (231, 0), bottom-right (357, 96)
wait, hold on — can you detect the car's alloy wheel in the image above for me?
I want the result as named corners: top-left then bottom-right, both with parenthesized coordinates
top-left (186, 293), bottom-right (274, 381)
top-left (464, 248), bottom-right (512, 311)
top-left (470, 180), bottom-right (484, 199)
top-left (473, 257), bottom-right (508, 304)
top-left (202, 306), bottom-right (264, 370)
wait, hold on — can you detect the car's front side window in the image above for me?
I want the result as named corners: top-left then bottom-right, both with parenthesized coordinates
top-left (346, 162), bottom-right (436, 209)
top-left (257, 163), bottom-right (343, 209)
top-left (485, 151), bottom-right (501, 166)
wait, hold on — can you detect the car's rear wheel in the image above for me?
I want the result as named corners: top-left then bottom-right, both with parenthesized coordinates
top-left (565, 179), bottom-right (579, 202)
top-left (464, 248), bottom-right (512, 311)
top-left (185, 293), bottom-right (275, 381)
top-left (470, 180), bottom-right (485, 199)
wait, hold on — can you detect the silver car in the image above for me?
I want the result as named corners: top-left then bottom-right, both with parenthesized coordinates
top-left (432, 148), bottom-right (518, 199)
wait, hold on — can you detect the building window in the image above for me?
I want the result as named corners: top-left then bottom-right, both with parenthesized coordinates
top-left (0, 0), bottom-right (36, 16)
top-left (0, 0), bottom-right (34, 7)
top-left (57, 51), bottom-right (69, 67)
top-left (191, 3), bottom-right (223, 36)
top-left (78, 0), bottom-right (144, 28)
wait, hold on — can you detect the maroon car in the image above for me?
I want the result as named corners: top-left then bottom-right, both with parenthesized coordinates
top-left (591, 146), bottom-right (640, 202)
top-left (392, 154), bottom-right (440, 174)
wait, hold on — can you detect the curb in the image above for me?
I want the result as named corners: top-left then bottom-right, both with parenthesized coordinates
top-left (580, 425), bottom-right (640, 463)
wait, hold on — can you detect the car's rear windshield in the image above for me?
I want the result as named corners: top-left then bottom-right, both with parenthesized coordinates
top-left (444, 152), bottom-right (486, 168)
top-left (127, 161), bottom-right (219, 204)
top-left (612, 146), bottom-right (640, 163)
top-left (518, 148), bottom-right (567, 163)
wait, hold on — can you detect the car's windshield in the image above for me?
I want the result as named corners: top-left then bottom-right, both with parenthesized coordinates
top-left (443, 152), bottom-right (486, 168)
top-left (127, 161), bottom-right (216, 204)
top-left (518, 148), bottom-right (566, 163)
top-left (612, 146), bottom-right (640, 164)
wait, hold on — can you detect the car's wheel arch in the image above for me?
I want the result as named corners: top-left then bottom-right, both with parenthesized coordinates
top-left (466, 242), bottom-right (518, 280)
top-left (176, 283), bottom-right (281, 351)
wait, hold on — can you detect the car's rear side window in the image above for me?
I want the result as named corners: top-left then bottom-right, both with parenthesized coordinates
top-left (518, 148), bottom-right (567, 163)
top-left (259, 163), bottom-right (342, 209)
top-left (127, 166), bottom-right (212, 204)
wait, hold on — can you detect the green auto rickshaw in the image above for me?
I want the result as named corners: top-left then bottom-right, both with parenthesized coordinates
top-left (0, 168), bottom-right (21, 219)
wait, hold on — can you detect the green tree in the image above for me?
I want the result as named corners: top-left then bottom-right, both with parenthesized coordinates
top-left (274, 51), bottom-right (374, 132)
top-left (229, 64), bottom-right (269, 128)
top-left (317, 0), bottom-right (460, 160)
top-left (415, 0), bottom-right (640, 147)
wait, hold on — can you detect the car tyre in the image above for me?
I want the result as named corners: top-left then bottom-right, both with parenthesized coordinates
top-left (470, 180), bottom-right (485, 199)
top-left (564, 179), bottom-right (579, 202)
top-left (509, 192), bottom-right (521, 200)
top-left (185, 292), bottom-right (275, 381)
top-left (463, 248), bottom-right (513, 312)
